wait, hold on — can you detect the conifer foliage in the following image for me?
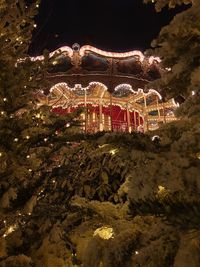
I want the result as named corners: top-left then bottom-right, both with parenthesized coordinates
top-left (0, 0), bottom-right (200, 267)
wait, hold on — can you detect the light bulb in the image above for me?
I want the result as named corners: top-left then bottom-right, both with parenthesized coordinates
top-left (36, 113), bottom-right (41, 118)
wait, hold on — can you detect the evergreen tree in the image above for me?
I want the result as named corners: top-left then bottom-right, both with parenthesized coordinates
top-left (126, 1), bottom-right (200, 266)
top-left (0, 1), bottom-right (82, 266)
top-left (1, 0), bottom-right (200, 267)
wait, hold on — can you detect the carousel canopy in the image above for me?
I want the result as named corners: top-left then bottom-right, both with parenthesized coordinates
top-left (35, 44), bottom-right (178, 132)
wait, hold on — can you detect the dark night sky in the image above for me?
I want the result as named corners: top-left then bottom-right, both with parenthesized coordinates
top-left (29, 0), bottom-right (186, 56)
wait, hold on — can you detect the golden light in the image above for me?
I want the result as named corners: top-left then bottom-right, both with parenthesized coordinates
top-left (157, 185), bottom-right (166, 194)
top-left (109, 149), bottom-right (118, 155)
top-left (93, 226), bottom-right (114, 240)
top-left (35, 113), bottom-right (41, 118)
top-left (3, 224), bottom-right (17, 238)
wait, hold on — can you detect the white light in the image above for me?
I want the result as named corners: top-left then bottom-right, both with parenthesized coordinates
top-left (44, 138), bottom-right (48, 142)
top-left (26, 135), bottom-right (30, 139)
top-left (192, 91), bottom-right (195, 96)
top-left (151, 135), bottom-right (160, 141)
top-left (28, 169), bottom-right (32, 172)
top-left (14, 138), bottom-right (19, 142)
top-left (66, 123), bottom-right (70, 127)
top-left (3, 98), bottom-right (7, 102)
top-left (33, 24), bottom-right (37, 28)
top-left (26, 155), bottom-right (30, 158)
top-left (135, 251), bottom-right (139, 255)
top-left (0, 152), bottom-right (2, 157)
top-left (80, 45), bottom-right (145, 61)
top-left (1, 111), bottom-right (5, 115)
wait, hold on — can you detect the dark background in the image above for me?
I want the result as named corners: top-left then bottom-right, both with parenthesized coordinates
top-left (29, 0), bottom-right (186, 55)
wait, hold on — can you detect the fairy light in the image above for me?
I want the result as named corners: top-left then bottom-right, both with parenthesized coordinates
top-left (135, 251), bottom-right (139, 255)
top-left (3, 98), bottom-right (7, 102)
top-left (33, 24), bottom-right (37, 28)
top-left (14, 138), bottom-right (18, 142)
top-left (1, 111), bottom-right (5, 115)
top-left (26, 155), bottom-right (30, 159)
top-left (44, 138), bottom-right (48, 142)
top-left (35, 113), bottom-right (41, 118)
top-left (192, 91), bottom-right (195, 96)
top-left (26, 135), bottom-right (30, 139)
top-left (0, 152), bottom-right (2, 157)
top-left (28, 169), bottom-right (32, 172)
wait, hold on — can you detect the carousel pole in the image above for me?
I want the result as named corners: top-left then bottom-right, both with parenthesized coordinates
top-left (126, 103), bottom-right (131, 133)
top-left (134, 110), bottom-right (137, 131)
top-left (99, 99), bottom-right (103, 131)
top-left (110, 93), bottom-right (113, 132)
top-left (84, 88), bottom-right (88, 133)
top-left (143, 95), bottom-right (149, 132)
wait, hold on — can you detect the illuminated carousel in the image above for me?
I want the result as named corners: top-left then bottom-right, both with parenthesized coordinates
top-left (37, 44), bottom-right (177, 133)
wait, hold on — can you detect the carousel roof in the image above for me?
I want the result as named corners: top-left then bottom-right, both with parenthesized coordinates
top-left (32, 44), bottom-right (163, 91)
top-left (34, 44), bottom-right (178, 130)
